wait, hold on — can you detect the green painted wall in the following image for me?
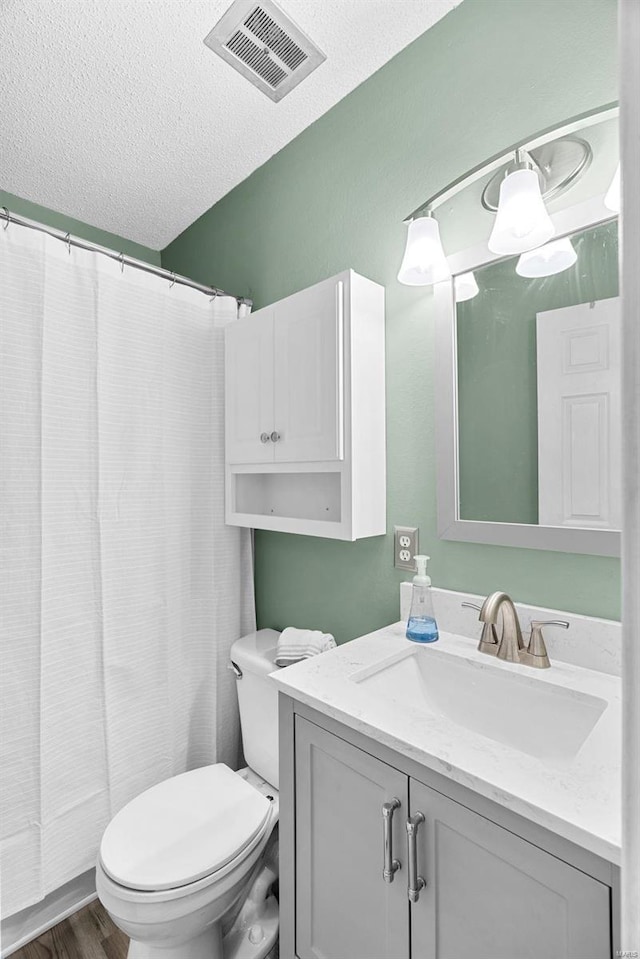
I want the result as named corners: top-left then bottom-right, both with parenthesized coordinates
top-left (457, 220), bottom-right (620, 524)
top-left (162, 0), bottom-right (620, 636)
top-left (0, 190), bottom-right (160, 265)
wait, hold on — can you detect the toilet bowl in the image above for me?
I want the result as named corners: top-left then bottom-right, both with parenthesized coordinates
top-left (96, 764), bottom-right (279, 959)
top-left (97, 629), bottom-right (282, 959)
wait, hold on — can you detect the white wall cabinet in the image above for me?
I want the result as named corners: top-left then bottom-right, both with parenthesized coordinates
top-left (224, 270), bottom-right (385, 540)
top-left (280, 705), bottom-right (617, 959)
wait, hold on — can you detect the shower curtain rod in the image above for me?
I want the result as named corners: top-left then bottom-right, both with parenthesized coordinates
top-left (0, 207), bottom-right (253, 307)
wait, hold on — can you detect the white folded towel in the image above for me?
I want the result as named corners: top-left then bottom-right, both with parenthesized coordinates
top-left (275, 627), bottom-right (336, 666)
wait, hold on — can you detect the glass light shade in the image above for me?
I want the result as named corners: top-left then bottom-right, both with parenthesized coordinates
top-left (516, 237), bottom-right (577, 278)
top-left (604, 164), bottom-right (620, 213)
top-left (454, 271), bottom-right (479, 302)
top-left (397, 216), bottom-right (451, 286)
top-left (488, 168), bottom-right (555, 255)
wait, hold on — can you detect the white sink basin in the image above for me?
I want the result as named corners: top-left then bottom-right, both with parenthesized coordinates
top-left (351, 645), bottom-right (607, 763)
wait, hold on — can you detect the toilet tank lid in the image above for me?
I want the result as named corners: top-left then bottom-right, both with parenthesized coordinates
top-left (230, 629), bottom-right (281, 677)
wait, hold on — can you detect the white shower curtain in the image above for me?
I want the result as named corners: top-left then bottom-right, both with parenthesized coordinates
top-left (0, 224), bottom-right (255, 917)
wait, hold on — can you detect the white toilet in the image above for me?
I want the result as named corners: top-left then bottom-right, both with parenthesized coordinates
top-left (96, 629), bottom-right (281, 959)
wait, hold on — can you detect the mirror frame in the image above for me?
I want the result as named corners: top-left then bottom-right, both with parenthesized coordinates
top-left (435, 194), bottom-right (621, 557)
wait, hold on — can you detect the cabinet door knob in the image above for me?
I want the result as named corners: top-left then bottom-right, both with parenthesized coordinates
top-left (260, 432), bottom-right (271, 444)
top-left (382, 798), bottom-right (401, 883)
top-left (406, 812), bottom-right (426, 902)
top-left (270, 431), bottom-right (281, 443)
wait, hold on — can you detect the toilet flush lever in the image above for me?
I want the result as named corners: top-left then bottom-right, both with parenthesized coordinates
top-left (228, 661), bottom-right (242, 679)
top-left (382, 798), bottom-right (401, 883)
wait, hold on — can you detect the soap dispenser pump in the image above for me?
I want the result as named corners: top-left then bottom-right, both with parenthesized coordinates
top-left (406, 555), bottom-right (439, 643)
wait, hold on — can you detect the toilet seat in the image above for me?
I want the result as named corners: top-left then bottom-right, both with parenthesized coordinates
top-left (99, 764), bottom-right (271, 892)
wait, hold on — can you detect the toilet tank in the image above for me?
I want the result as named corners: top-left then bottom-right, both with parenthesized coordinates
top-left (230, 629), bottom-right (281, 789)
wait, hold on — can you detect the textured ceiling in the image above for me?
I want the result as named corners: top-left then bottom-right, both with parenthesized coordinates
top-left (1, 0), bottom-right (458, 250)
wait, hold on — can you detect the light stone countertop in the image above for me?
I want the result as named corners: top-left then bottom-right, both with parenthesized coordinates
top-left (271, 622), bottom-right (621, 865)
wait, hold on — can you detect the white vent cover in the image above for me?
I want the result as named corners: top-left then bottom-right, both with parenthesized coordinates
top-left (204, 0), bottom-right (326, 102)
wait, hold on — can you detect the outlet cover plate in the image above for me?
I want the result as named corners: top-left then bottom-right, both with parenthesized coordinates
top-left (394, 526), bottom-right (419, 571)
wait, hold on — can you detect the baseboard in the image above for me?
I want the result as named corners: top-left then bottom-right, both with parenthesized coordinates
top-left (0, 869), bottom-right (97, 957)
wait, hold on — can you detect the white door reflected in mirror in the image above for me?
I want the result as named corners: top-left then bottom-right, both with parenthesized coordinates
top-left (537, 297), bottom-right (621, 530)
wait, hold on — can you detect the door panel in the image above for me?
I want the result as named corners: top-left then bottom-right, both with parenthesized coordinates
top-left (537, 297), bottom-right (621, 529)
top-left (273, 278), bottom-right (343, 463)
top-left (410, 779), bottom-right (611, 959)
top-left (295, 717), bottom-right (409, 959)
top-left (224, 308), bottom-right (274, 464)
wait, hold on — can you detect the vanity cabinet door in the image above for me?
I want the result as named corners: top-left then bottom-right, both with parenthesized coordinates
top-left (273, 276), bottom-right (344, 463)
top-left (409, 778), bottom-right (611, 959)
top-left (295, 717), bottom-right (409, 959)
top-left (224, 306), bottom-right (275, 464)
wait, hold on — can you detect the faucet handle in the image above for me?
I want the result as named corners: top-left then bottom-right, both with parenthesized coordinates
top-left (525, 620), bottom-right (569, 668)
top-left (530, 620), bottom-right (570, 629)
top-left (462, 602), bottom-right (500, 655)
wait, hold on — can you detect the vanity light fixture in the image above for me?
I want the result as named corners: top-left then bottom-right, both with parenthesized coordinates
top-left (515, 237), bottom-right (578, 278)
top-left (454, 271), bottom-right (480, 302)
top-left (604, 163), bottom-right (621, 213)
top-left (397, 107), bottom-right (613, 289)
top-left (487, 152), bottom-right (555, 255)
top-left (397, 212), bottom-right (451, 286)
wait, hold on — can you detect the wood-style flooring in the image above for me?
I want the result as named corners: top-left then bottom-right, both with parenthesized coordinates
top-left (9, 900), bottom-right (129, 959)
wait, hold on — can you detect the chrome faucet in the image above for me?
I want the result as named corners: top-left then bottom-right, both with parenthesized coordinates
top-left (463, 592), bottom-right (569, 668)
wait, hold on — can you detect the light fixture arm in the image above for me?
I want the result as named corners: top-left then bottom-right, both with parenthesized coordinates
top-left (514, 148), bottom-right (543, 176)
top-left (405, 206), bottom-right (434, 226)
top-left (506, 148), bottom-right (546, 189)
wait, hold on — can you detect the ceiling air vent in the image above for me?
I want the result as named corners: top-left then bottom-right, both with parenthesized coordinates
top-left (204, 0), bottom-right (326, 102)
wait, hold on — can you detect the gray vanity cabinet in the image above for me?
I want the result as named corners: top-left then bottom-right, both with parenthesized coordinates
top-left (282, 707), bottom-right (616, 959)
top-left (294, 717), bottom-right (410, 959)
top-left (410, 778), bottom-right (611, 959)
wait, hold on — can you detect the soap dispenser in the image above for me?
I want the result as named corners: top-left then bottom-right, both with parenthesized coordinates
top-left (406, 555), bottom-right (439, 643)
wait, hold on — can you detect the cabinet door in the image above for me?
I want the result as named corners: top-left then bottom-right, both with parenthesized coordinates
top-left (273, 277), bottom-right (344, 463)
top-left (225, 308), bottom-right (274, 464)
top-left (295, 718), bottom-right (409, 959)
top-left (409, 779), bottom-right (611, 959)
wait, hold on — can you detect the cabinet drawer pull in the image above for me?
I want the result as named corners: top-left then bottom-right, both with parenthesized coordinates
top-left (270, 430), bottom-right (281, 443)
top-left (382, 798), bottom-right (401, 883)
top-left (406, 812), bottom-right (426, 902)
top-left (260, 432), bottom-right (271, 444)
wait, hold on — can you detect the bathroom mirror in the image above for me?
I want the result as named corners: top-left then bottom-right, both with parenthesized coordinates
top-left (435, 197), bottom-right (621, 557)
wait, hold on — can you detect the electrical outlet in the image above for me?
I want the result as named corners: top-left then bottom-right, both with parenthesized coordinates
top-left (394, 526), bottom-right (419, 571)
